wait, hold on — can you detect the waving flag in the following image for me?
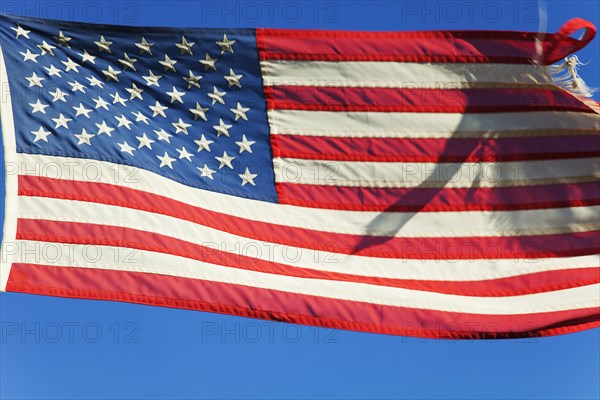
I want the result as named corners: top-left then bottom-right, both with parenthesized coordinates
top-left (1, 13), bottom-right (599, 339)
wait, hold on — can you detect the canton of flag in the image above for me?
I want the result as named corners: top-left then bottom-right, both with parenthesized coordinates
top-left (0, 13), bottom-right (599, 339)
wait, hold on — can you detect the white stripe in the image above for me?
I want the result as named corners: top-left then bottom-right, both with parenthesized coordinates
top-left (0, 47), bottom-right (18, 292)
top-left (19, 194), bottom-right (599, 239)
top-left (17, 155), bottom-right (600, 237)
top-left (268, 110), bottom-right (600, 138)
top-left (14, 240), bottom-right (600, 315)
top-left (16, 196), bottom-right (600, 281)
top-left (274, 157), bottom-right (600, 188)
top-left (262, 60), bottom-right (554, 87)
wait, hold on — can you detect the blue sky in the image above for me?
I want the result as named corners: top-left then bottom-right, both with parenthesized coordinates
top-left (1, 1), bottom-right (599, 399)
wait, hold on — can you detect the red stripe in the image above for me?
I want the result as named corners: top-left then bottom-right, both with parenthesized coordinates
top-left (7, 264), bottom-right (600, 339)
top-left (17, 218), bottom-right (600, 297)
top-left (263, 86), bottom-right (594, 113)
top-left (256, 25), bottom-right (594, 65)
top-left (276, 181), bottom-right (600, 212)
top-left (19, 175), bottom-right (600, 259)
top-left (259, 52), bottom-right (543, 64)
top-left (18, 176), bottom-right (600, 259)
top-left (271, 135), bottom-right (600, 163)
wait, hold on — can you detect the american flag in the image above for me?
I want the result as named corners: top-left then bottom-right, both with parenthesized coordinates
top-left (1, 13), bottom-right (599, 339)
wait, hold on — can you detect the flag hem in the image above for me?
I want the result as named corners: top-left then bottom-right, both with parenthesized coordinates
top-left (7, 282), bottom-right (600, 340)
top-left (0, 45), bottom-right (19, 291)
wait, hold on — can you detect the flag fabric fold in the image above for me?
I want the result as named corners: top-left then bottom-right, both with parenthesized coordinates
top-left (1, 13), bottom-right (599, 339)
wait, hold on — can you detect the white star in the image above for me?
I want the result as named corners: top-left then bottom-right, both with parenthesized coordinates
top-left (126, 83), bottom-right (144, 101)
top-left (102, 65), bottom-right (121, 82)
top-left (115, 114), bottom-right (133, 130)
top-left (166, 86), bottom-right (186, 104)
top-left (61, 57), bottom-right (80, 72)
top-left (20, 49), bottom-right (39, 62)
top-left (216, 34), bottom-right (236, 53)
top-left (95, 35), bottom-right (113, 53)
top-left (136, 36), bottom-right (154, 55)
top-left (26, 72), bottom-right (45, 87)
top-left (73, 103), bottom-right (93, 118)
top-left (54, 31), bottom-right (72, 47)
top-left (183, 70), bottom-right (202, 89)
top-left (159, 54), bottom-right (177, 72)
top-left (47, 89), bottom-right (65, 102)
top-left (49, 114), bottom-right (71, 132)
top-left (154, 128), bottom-right (172, 143)
top-left (199, 52), bottom-right (218, 71)
top-left (110, 92), bottom-right (128, 106)
top-left (215, 151), bottom-right (235, 169)
top-left (198, 164), bottom-right (216, 179)
top-left (230, 102), bottom-right (249, 121)
top-left (50, 88), bottom-right (68, 102)
top-left (93, 96), bottom-right (110, 110)
top-left (118, 141), bottom-right (136, 156)
top-left (44, 64), bottom-right (62, 77)
top-left (224, 68), bottom-right (242, 88)
top-left (74, 128), bottom-right (94, 146)
top-left (142, 70), bottom-right (162, 87)
top-left (131, 111), bottom-right (150, 125)
top-left (96, 120), bottom-right (115, 136)
top-left (189, 102), bottom-right (208, 121)
top-left (86, 76), bottom-right (104, 88)
top-left (239, 167), bottom-right (258, 186)
top-left (194, 134), bottom-right (214, 152)
top-left (37, 41), bottom-right (56, 56)
top-left (208, 86), bottom-right (226, 105)
top-left (11, 24), bottom-right (31, 39)
top-left (52, 113), bottom-right (72, 129)
top-left (31, 126), bottom-right (52, 142)
top-left (177, 146), bottom-right (194, 162)
top-left (79, 49), bottom-right (96, 64)
top-left (136, 133), bottom-right (155, 149)
top-left (149, 101), bottom-right (168, 118)
top-left (213, 119), bottom-right (232, 137)
top-left (176, 36), bottom-right (195, 55)
top-left (235, 134), bottom-right (256, 154)
top-left (172, 118), bottom-right (192, 135)
top-left (157, 152), bottom-right (176, 169)
top-left (29, 99), bottom-right (49, 114)
top-left (68, 80), bottom-right (86, 93)
top-left (118, 52), bottom-right (138, 71)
